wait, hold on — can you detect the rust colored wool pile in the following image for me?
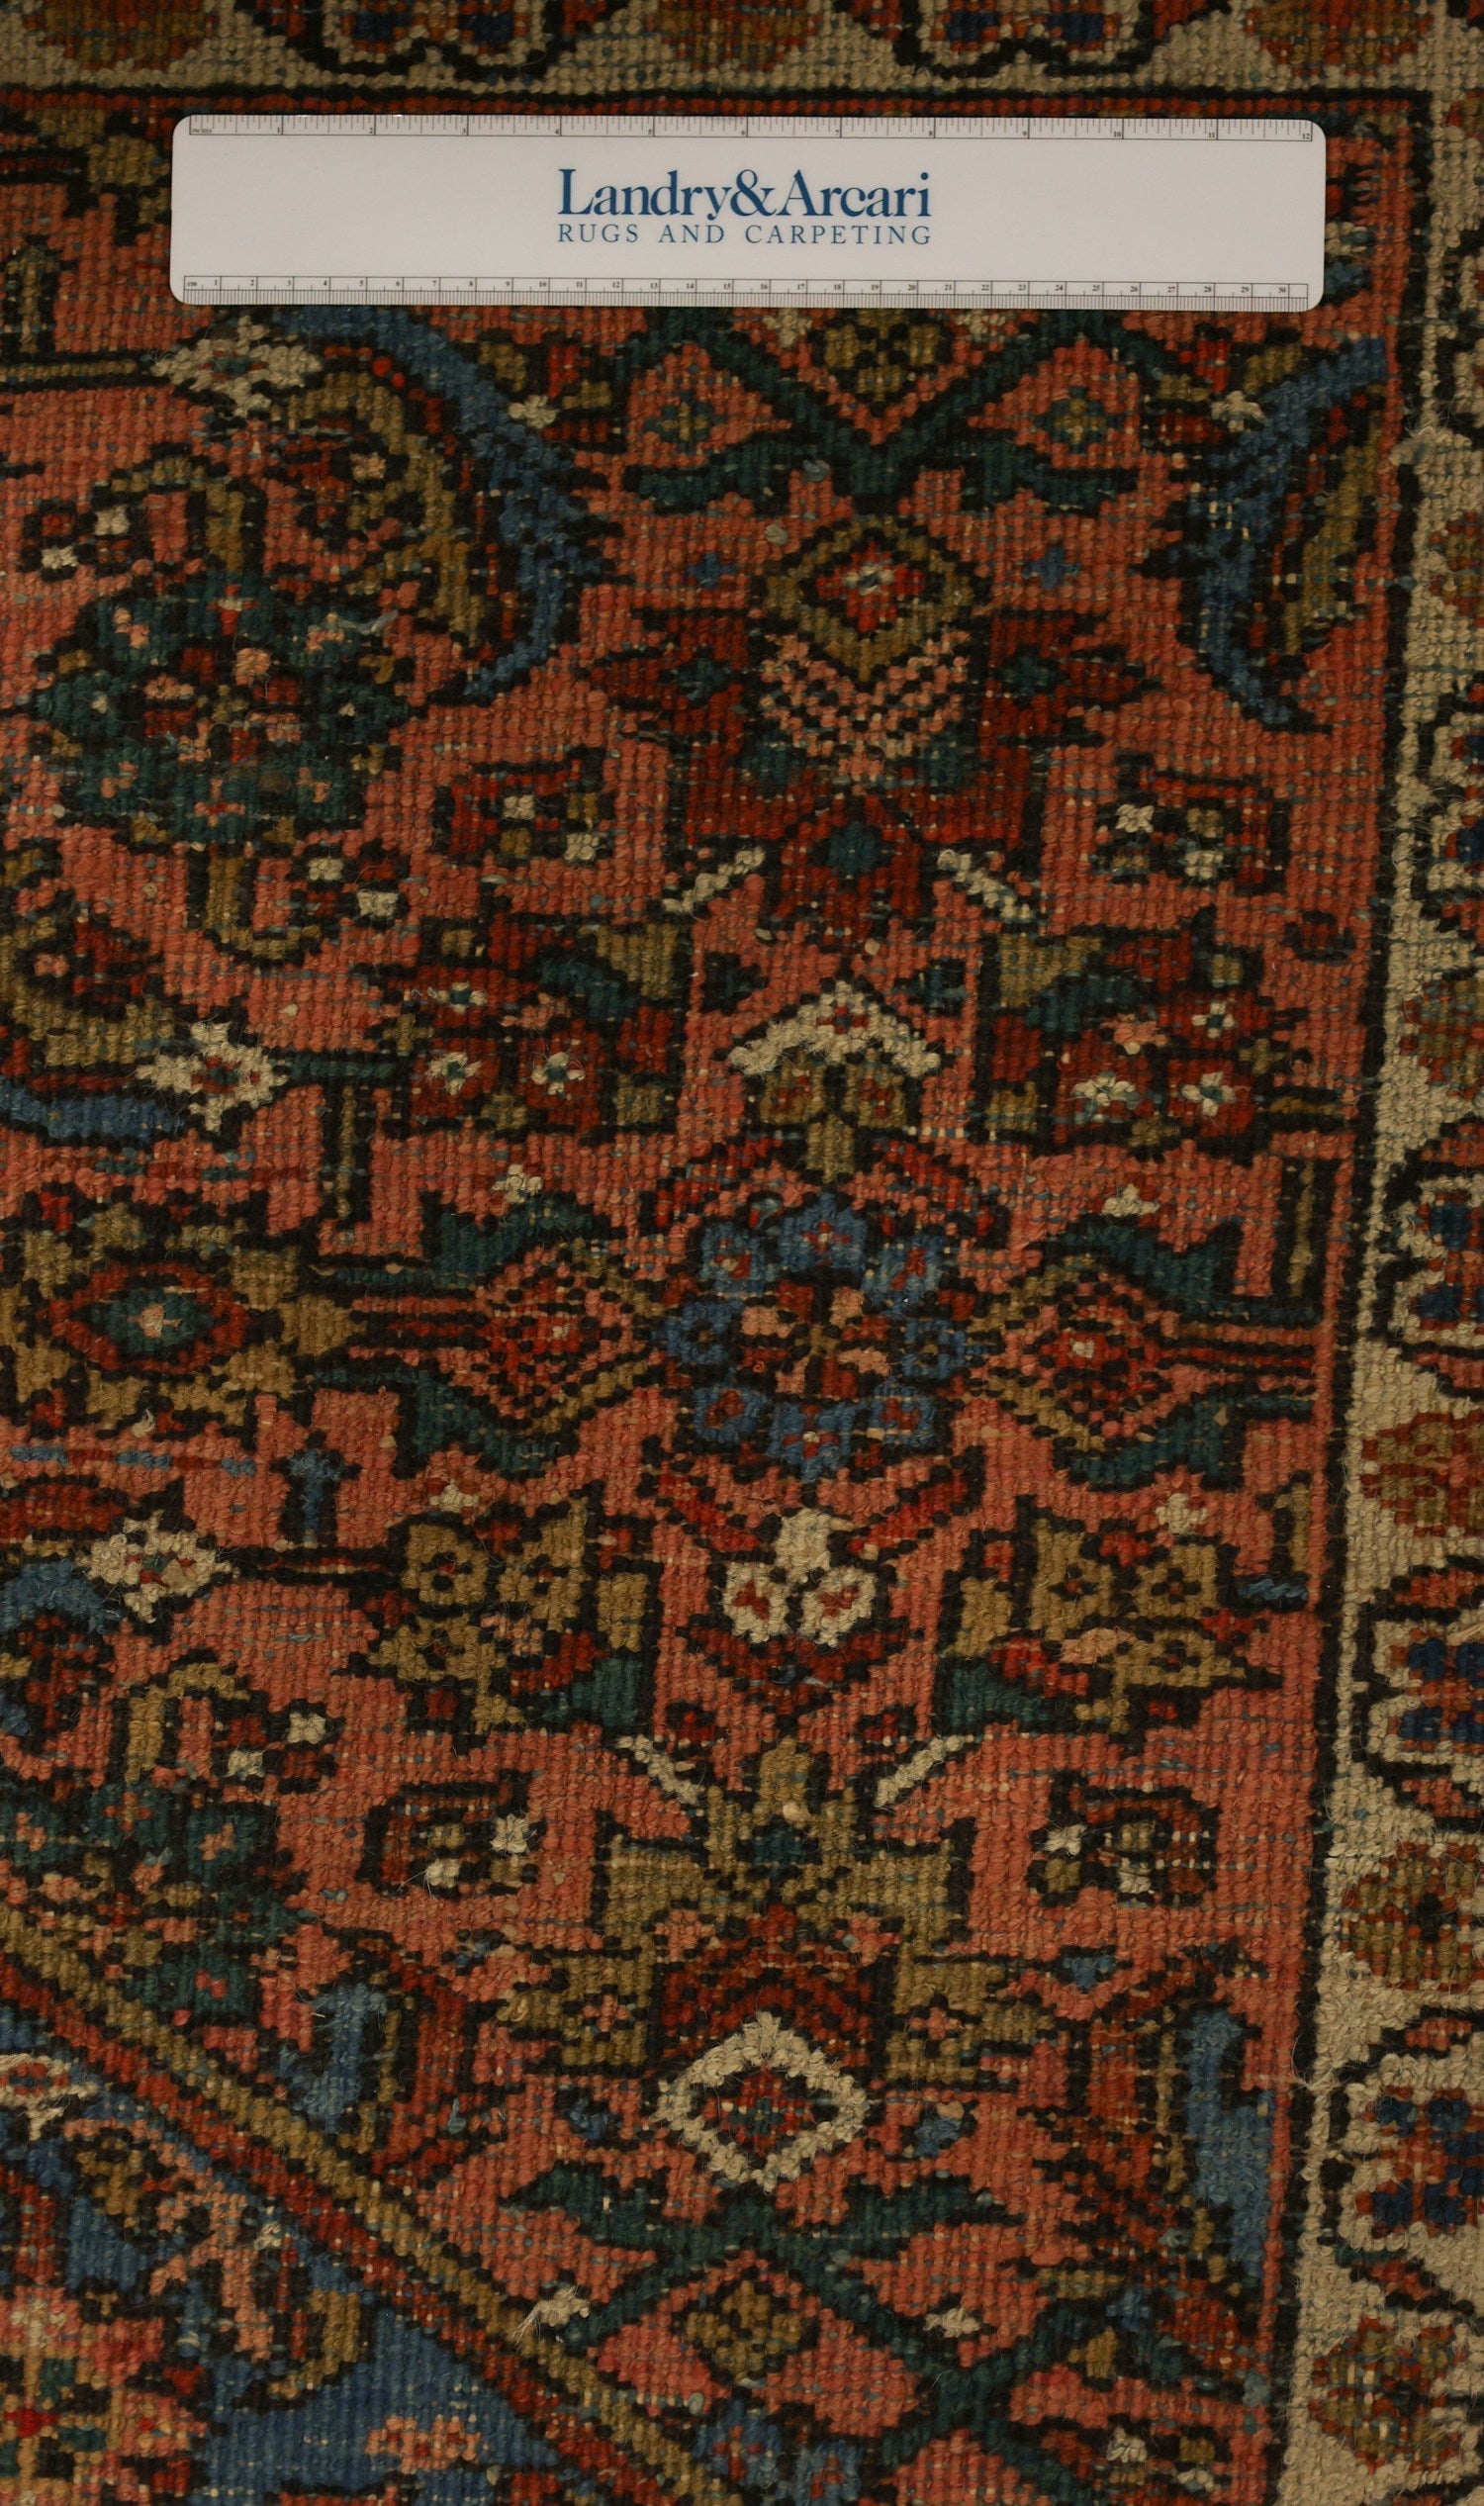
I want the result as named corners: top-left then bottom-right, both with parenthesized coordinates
top-left (0, 6), bottom-right (1480, 2505)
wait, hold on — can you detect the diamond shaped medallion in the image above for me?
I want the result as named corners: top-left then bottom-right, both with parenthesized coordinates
top-left (656, 2014), bottom-right (870, 2190)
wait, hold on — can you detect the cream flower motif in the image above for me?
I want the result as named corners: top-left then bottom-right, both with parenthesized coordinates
top-left (138, 1022), bottom-right (284, 1133)
top-left (84, 1517), bottom-right (228, 1623)
top-left (426, 1050), bottom-right (483, 1099)
top-left (154, 316), bottom-right (323, 418)
top-left (1072, 1071), bottom-right (1140, 1117)
top-left (1178, 1070), bottom-right (1238, 1116)
top-left (798, 1564), bottom-right (876, 1646)
top-left (530, 1051), bottom-right (585, 1098)
top-left (722, 1562), bottom-right (790, 1644)
top-left (722, 1510), bottom-right (879, 1651)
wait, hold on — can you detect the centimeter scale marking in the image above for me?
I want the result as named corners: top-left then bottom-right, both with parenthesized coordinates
top-left (172, 114), bottom-right (1325, 312)
top-left (180, 279), bottom-right (1311, 311)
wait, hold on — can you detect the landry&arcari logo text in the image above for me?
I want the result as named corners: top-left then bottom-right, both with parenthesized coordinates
top-left (557, 165), bottom-right (933, 248)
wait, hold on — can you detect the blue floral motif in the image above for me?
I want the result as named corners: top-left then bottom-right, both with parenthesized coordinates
top-left (658, 1194), bottom-right (973, 1483)
top-left (777, 1198), bottom-right (869, 1278)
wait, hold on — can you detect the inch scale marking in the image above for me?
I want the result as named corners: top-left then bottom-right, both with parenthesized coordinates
top-left (172, 115), bottom-right (1325, 312)
top-left (182, 114), bottom-right (1317, 140)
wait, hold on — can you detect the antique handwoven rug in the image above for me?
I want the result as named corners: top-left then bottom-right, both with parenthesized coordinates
top-left (0, 5), bottom-right (1481, 2504)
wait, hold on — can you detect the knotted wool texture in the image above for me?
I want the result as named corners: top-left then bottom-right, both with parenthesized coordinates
top-left (0, 5), bottom-right (1480, 2504)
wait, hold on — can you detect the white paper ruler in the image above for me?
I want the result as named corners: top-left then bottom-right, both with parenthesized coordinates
top-left (171, 115), bottom-right (1325, 313)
